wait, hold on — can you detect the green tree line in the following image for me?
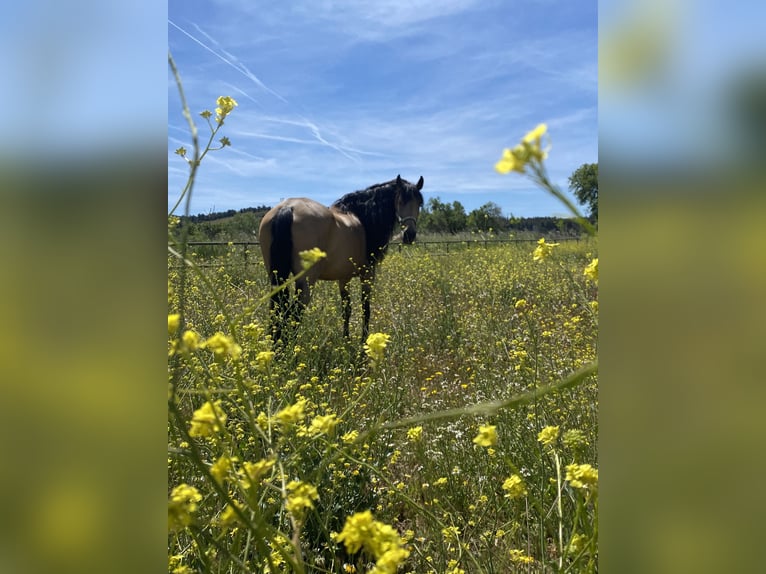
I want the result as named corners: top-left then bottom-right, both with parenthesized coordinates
top-left (173, 163), bottom-right (597, 241)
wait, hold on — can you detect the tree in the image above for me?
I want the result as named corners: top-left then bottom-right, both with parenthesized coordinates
top-left (467, 202), bottom-right (505, 232)
top-left (568, 163), bottom-right (598, 221)
top-left (420, 197), bottom-right (467, 234)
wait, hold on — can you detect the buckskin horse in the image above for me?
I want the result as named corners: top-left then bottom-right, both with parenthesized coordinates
top-left (259, 175), bottom-right (424, 341)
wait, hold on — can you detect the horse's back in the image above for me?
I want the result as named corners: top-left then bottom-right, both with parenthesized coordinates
top-left (259, 198), bottom-right (366, 280)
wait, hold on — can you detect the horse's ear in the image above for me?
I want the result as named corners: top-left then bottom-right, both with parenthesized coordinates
top-left (396, 174), bottom-right (402, 184)
top-left (416, 176), bottom-right (424, 190)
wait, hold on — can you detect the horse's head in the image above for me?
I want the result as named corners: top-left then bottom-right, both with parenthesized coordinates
top-left (394, 174), bottom-right (424, 244)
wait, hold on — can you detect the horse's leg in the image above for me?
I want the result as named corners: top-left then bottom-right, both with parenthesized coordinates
top-left (294, 277), bottom-right (311, 326)
top-left (339, 280), bottom-right (351, 338)
top-left (269, 276), bottom-right (289, 342)
top-left (360, 268), bottom-right (376, 340)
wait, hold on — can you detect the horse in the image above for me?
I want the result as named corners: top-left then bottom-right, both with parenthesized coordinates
top-left (258, 174), bottom-right (424, 342)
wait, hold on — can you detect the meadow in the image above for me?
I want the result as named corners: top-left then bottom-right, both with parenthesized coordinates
top-left (168, 236), bottom-right (598, 573)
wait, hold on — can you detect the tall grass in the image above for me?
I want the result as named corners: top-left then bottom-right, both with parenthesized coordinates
top-left (168, 54), bottom-right (597, 573)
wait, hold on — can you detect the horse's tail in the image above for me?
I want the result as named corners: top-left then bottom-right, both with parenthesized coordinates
top-left (267, 206), bottom-right (294, 342)
top-left (269, 205), bottom-right (294, 287)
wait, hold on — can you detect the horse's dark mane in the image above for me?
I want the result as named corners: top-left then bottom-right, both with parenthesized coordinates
top-left (332, 177), bottom-right (423, 265)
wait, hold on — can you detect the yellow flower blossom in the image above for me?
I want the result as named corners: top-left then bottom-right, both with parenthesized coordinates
top-left (495, 123), bottom-right (549, 174)
top-left (473, 424), bottom-right (497, 447)
top-left (308, 413), bottom-right (339, 436)
top-left (509, 549), bottom-right (535, 564)
top-left (537, 425), bottom-right (560, 447)
top-left (189, 400), bottom-right (227, 437)
top-left (168, 484), bottom-right (202, 531)
top-left (275, 399), bottom-right (307, 427)
top-left (584, 258), bottom-right (598, 283)
top-left (299, 247), bottom-right (327, 269)
top-left (241, 457), bottom-right (276, 489)
top-left (407, 426), bottom-right (423, 443)
top-left (562, 428), bottom-right (588, 450)
top-left (364, 332), bottom-right (391, 364)
top-left (336, 510), bottom-right (410, 574)
top-left (210, 455), bottom-right (235, 484)
top-left (215, 96), bottom-right (238, 123)
top-left (254, 350), bottom-right (275, 372)
top-left (168, 313), bottom-right (180, 336)
top-left (565, 463), bottom-right (599, 490)
top-left (285, 480), bottom-right (319, 518)
top-left (342, 430), bottom-right (359, 444)
top-left (181, 330), bottom-right (201, 351)
top-left (202, 332), bottom-right (242, 361)
top-left (514, 299), bottom-right (527, 310)
top-left (532, 237), bottom-right (560, 261)
top-left (502, 474), bottom-right (528, 499)
top-left (217, 501), bottom-right (243, 528)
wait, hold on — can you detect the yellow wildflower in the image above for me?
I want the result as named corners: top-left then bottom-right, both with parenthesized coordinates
top-left (364, 332), bottom-right (391, 364)
top-left (202, 332), bottom-right (242, 361)
top-left (473, 424), bottom-right (497, 447)
top-left (275, 399), bottom-right (306, 427)
top-left (285, 480), bottom-right (319, 518)
top-left (336, 510), bottom-right (410, 574)
top-left (217, 501), bottom-right (243, 529)
top-left (495, 123), bottom-right (549, 174)
top-left (215, 95), bottom-right (238, 123)
top-left (514, 299), bottom-right (527, 310)
top-left (181, 329), bottom-right (201, 352)
top-left (537, 425), bottom-right (560, 447)
top-left (241, 457), bottom-right (276, 489)
top-left (406, 426), bottom-right (423, 443)
top-left (168, 313), bottom-right (180, 336)
top-left (299, 247), bottom-right (327, 269)
top-left (502, 474), bottom-right (528, 499)
top-left (189, 400), bottom-right (227, 437)
top-left (562, 428), bottom-right (588, 450)
top-left (254, 350), bottom-right (275, 372)
top-left (509, 549), bottom-right (535, 564)
top-left (584, 258), bottom-right (598, 283)
top-left (308, 413), bottom-right (339, 436)
top-left (168, 484), bottom-right (202, 531)
top-left (210, 455), bottom-right (235, 484)
top-left (342, 430), bottom-right (359, 444)
top-left (565, 463), bottom-right (598, 490)
top-left (532, 237), bottom-right (560, 261)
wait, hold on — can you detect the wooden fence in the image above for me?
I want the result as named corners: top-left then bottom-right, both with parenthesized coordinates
top-left (169, 236), bottom-right (583, 270)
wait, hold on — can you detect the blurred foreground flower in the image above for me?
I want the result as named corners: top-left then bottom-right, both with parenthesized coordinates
top-left (299, 247), bottom-right (327, 269)
top-left (495, 123), bottom-right (549, 174)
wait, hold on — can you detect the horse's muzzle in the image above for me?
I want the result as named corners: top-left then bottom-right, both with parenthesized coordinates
top-left (402, 227), bottom-right (416, 244)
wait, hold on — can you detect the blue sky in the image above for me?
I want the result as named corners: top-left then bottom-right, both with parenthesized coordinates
top-left (168, 0), bottom-right (597, 218)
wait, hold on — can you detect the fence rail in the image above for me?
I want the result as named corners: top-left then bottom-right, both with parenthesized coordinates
top-left (169, 236), bottom-right (583, 270)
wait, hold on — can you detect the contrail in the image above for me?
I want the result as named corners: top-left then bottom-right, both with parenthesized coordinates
top-left (168, 19), bottom-right (287, 103)
top-left (169, 18), bottom-right (370, 162)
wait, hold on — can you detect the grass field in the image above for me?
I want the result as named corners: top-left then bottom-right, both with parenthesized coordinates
top-left (168, 237), bottom-right (598, 573)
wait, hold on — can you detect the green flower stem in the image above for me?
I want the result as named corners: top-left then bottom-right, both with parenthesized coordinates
top-left (378, 360), bottom-right (597, 431)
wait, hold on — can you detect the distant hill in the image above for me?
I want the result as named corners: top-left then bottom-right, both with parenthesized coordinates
top-left (174, 206), bottom-right (272, 242)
